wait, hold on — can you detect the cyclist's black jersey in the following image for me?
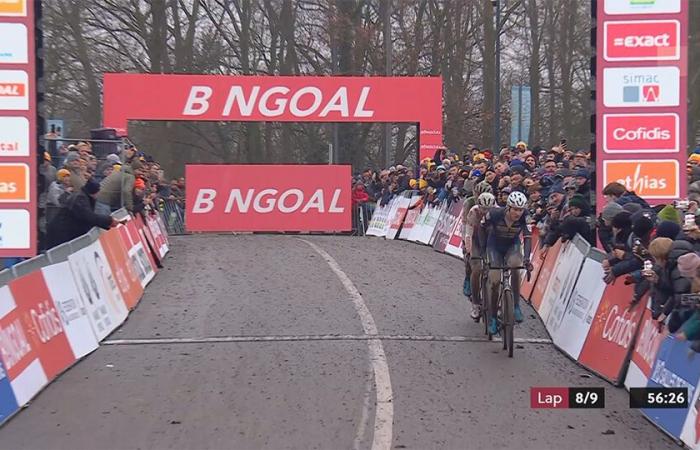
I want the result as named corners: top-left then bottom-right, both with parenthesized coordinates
top-left (483, 207), bottom-right (531, 254)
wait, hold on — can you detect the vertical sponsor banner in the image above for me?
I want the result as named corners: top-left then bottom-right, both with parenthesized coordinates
top-left (41, 262), bottom-right (99, 359)
top-left (596, 0), bottom-right (689, 211)
top-left (624, 300), bottom-right (667, 390)
top-left (117, 224), bottom-right (155, 287)
top-left (154, 213), bottom-right (170, 247)
top-left (8, 271), bottom-right (76, 380)
top-left (133, 215), bottom-right (160, 273)
top-left (553, 257), bottom-right (607, 360)
top-left (643, 335), bottom-right (700, 440)
top-left (529, 239), bottom-right (563, 312)
top-left (577, 282), bottom-right (645, 384)
top-left (540, 236), bottom-right (590, 331)
top-left (136, 214), bottom-right (162, 266)
top-left (68, 241), bottom-right (128, 341)
top-left (0, 0), bottom-right (37, 257)
top-left (0, 357), bottom-right (18, 425)
top-left (0, 285), bottom-right (48, 407)
top-left (99, 228), bottom-right (143, 309)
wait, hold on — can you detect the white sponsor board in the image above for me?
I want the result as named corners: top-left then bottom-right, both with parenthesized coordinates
top-left (0, 117), bottom-right (29, 157)
top-left (552, 257), bottom-right (607, 360)
top-left (605, 0), bottom-right (681, 15)
top-left (603, 66), bottom-right (680, 108)
top-left (41, 262), bottom-right (99, 359)
top-left (0, 70), bottom-right (29, 110)
top-left (0, 209), bottom-right (29, 249)
top-left (0, 23), bottom-right (27, 64)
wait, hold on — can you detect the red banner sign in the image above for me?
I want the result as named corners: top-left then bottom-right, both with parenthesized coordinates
top-left (102, 74), bottom-right (444, 162)
top-left (185, 165), bottom-right (351, 232)
top-left (603, 113), bottom-right (678, 153)
top-left (604, 20), bottom-right (680, 62)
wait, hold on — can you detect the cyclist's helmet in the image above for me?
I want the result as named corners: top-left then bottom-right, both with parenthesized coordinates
top-left (477, 192), bottom-right (496, 208)
top-left (474, 181), bottom-right (493, 196)
top-left (506, 191), bottom-right (528, 208)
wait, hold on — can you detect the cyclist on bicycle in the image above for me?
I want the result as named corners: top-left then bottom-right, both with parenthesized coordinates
top-left (462, 181), bottom-right (494, 296)
top-left (463, 191), bottom-right (497, 321)
top-left (481, 191), bottom-right (533, 335)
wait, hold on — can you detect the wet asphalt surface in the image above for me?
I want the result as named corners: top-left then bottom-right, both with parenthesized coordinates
top-left (0, 235), bottom-right (679, 450)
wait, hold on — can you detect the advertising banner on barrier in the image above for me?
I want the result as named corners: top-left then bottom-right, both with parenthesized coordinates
top-left (8, 271), bottom-right (76, 381)
top-left (520, 234), bottom-right (541, 302)
top-left (99, 228), bottom-right (143, 310)
top-left (0, 285), bottom-right (48, 407)
top-left (577, 282), bottom-right (645, 384)
top-left (130, 218), bottom-right (159, 278)
top-left (624, 300), bottom-right (667, 391)
top-left (398, 206), bottom-right (420, 241)
top-left (681, 370), bottom-right (700, 449)
top-left (643, 335), bottom-right (700, 440)
top-left (41, 262), bottom-right (99, 359)
top-left (68, 241), bottom-right (129, 341)
top-left (145, 214), bottom-right (168, 258)
top-left (432, 201), bottom-right (461, 253)
top-left (136, 214), bottom-right (162, 266)
top-left (541, 235), bottom-right (590, 332)
top-left (0, 358), bottom-right (18, 425)
top-left (529, 239), bottom-right (562, 312)
top-left (553, 256), bottom-right (607, 360)
top-left (413, 203), bottom-right (442, 244)
top-left (386, 193), bottom-right (413, 240)
top-left (185, 165), bottom-right (352, 232)
top-left (366, 201), bottom-right (391, 237)
top-left (118, 223), bottom-right (156, 287)
top-left (443, 204), bottom-right (465, 258)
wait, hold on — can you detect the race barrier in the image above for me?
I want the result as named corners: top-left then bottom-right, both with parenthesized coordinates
top-left (0, 210), bottom-right (169, 426)
top-left (366, 197), bottom-right (700, 447)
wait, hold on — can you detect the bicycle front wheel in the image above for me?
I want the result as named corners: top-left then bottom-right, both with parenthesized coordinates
top-left (503, 288), bottom-right (514, 357)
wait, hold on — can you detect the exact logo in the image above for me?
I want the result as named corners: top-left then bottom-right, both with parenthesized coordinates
top-left (604, 0), bottom-right (681, 15)
top-left (603, 67), bottom-right (679, 108)
top-left (603, 113), bottom-right (679, 154)
top-left (604, 20), bottom-right (680, 62)
top-left (603, 159), bottom-right (679, 199)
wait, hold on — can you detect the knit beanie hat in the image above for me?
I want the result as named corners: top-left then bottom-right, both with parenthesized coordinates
top-left (632, 211), bottom-right (655, 238)
top-left (83, 178), bottom-right (101, 195)
top-left (677, 253), bottom-right (700, 278)
top-left (657, 204), bottom-right (681, 224)
top-left (568, 194), bottom-right (589, 210)
top-left (655, 221), bottom-right (681, 239)
top-left (602, 202), bottom-right (624, 222)
top-left (612, 211), bottom-right (632, 229)
top-left (623, 203), bottom-right (643, 215)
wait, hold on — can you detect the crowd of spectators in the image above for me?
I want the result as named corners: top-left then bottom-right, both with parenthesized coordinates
top-left (353, 141), bottom-right (700, 352)
top-left (38, 141), bottom-right (185, 251)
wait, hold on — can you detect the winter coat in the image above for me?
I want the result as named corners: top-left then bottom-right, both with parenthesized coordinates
top-left (47, 186), bottom-right (113, 249)
top-left (651, 239), bottom-right (693, 317)
top-left (616, 191), bottom-right (650, 209)
top-left (96, 165), bottom-right (136, 211)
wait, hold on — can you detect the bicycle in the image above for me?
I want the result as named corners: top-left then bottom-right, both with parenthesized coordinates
top-left (485, 265), bottom-right (530, 357)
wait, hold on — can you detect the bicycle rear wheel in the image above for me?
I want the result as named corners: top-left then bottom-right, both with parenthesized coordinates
top-left (503, 288), bottom-right (515, 357)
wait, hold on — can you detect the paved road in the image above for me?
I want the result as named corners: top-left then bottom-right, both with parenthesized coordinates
top-left (0, 235), bottom-right (678, 450)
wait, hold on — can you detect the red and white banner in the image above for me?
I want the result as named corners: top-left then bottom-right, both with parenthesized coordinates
top-left (99, 228), bottom-right (144, 310)
top-left (118, 221), bottom-right (156, 287)
top-left (596, 0), bottom-right (688, 209)
top-left (103, 74), bottom-right (444, 162)
top-left (185, 165), bottom-right (352, 232)
top-left (604, 20), bottom-right (680, 62)
top-left (603, 113), bottom-right (679, 153)
top-left (624, 300), bottom-right (667, 390)
top-left (577, 282), bottom-right (645, 384)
